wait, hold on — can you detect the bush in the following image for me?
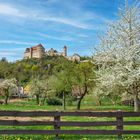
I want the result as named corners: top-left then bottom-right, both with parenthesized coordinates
top-left (46, 97), bottom-right (62, 106)
top-left (67, 96), bottom-right (76, 106)
top-left (121, 99), bottom-right (134, 106)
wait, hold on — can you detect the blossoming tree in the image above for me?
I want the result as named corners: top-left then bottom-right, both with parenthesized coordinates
top-left (94, 1), bottom-right (140, 112)
top-left (0, 78), bottom-right (17, 104)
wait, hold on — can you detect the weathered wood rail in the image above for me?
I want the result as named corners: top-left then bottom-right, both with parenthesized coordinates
top-left (0, 110), bottom-right (140, 139)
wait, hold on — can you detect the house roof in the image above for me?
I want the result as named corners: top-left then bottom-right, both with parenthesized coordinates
top-left (73, 53), bottom-right (80, 57)
top-left (31, 44), bottom-right (45, 49)
top-left (24, 44), bottom-right (45, 53)
top-left (48, 48), bottom-right (58, 53)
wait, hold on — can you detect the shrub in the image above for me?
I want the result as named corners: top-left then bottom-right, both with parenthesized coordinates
top-left (46, 97), bottom-right (62, 106)
top-left (122, 99), bottom-right (134, 106)
top-left (67, 96), bottom-right (76, 106)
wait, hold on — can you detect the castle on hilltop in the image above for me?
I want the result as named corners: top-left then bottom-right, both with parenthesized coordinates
top-left (24, 44), bottom-right (80, 62)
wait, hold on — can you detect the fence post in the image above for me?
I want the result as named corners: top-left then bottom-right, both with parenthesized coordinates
top-left (116, 110), bottom-right (123, 140)
top-left (54, 111), bottom-right (60, 139)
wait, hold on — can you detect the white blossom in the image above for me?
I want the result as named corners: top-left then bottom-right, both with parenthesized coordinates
top-left (94, 1), bottom-right (140, 111)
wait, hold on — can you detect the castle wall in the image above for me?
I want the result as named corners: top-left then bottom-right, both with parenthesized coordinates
top-left (24, 44), bottom-right (45, 59)
top-left (24, 52), bottom-right (31, 59)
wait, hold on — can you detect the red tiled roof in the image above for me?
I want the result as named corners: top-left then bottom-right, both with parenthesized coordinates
top-left (31, 44), bottom-right (44, 49)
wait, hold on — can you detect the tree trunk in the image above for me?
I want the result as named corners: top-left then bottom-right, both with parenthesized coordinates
top-left (41, 96), bottom-right (46, 105)
top-left (5, 95), bottom-right (9, 105)
top-left (4, 89), bottom-right (9, 105)
top-left (134, 94), bottom-right (139, 112)
top-left (77, 97), bottom-right (82, 110)
top-left (77, 86), bottom-right (87, 110)
top-left (63, 92), bottom-right (66, 110)
top-left (36, 95), bottom-right (40, 105)
top-left (98, 99), bottom-right (102, 106)
top-left (77, 95), bottom-right (85, 110)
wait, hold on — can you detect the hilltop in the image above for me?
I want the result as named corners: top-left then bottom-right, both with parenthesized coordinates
top-left (0, 55), bottom-right (91, 86)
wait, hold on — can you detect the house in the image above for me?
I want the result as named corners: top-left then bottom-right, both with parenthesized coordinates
top-left (69, 54), bottom-right (81, 62)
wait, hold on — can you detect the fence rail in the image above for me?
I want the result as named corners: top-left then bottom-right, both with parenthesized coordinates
top-left (0, 110), bottom-right (140, 139)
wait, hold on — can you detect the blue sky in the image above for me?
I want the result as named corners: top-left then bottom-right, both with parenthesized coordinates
top-left (0, 0), bottom-right (133, 61)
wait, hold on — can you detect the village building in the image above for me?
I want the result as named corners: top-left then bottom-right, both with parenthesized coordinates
top-left (71, 54), bottom-right (81, 62)
top-left (46, 46), bottom-right (67, 57)
top-left (68, 54), bottom-right (81, 62)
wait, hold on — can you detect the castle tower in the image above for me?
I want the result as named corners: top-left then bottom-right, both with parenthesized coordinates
top-left (30, 48), bottom-right (32, 58)
top-left (63, 46), bottom-right (67, 57)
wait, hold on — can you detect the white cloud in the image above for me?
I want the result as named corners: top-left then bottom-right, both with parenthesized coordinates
top-left (0, 40), bottom-right (36, 58)
top-left (37, 32), bottom-right (74, 41)
top-left (0, 52), bottom-right (17, 56)
top-left (37, 16), bottom-right (89, 29)
top-left (0, 48), bottom-right (23, 59)
top-left (0, 40), bottom-right (36, 46)
top-left (0, 50), bottom-right (23, 62)
top-left (0, 4), bottom-right (26, 17)
top-left (0, 3), bottom-right (88, 29)
top-left (0, 3), bottom-right (108, 30)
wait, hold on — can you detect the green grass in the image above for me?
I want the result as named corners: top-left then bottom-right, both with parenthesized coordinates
top-left (0, 95), bottom-right (139, 140)
top-left (0, 94), bottom-right (134, 111)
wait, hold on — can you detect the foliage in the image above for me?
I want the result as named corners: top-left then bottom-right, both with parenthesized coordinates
top-left (72, 61), bottom-right (95, 110)
top-left (0, 55), bottom-right (95, 108)
top-left (0, 56), bottom-right (75, 85)
top-left (49, 59), bottom-right (75, 109)
top-left (29, 77), bottom-right (51, 105)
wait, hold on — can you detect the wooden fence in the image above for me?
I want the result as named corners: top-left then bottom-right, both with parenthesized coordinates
top-left (0, 110), bottom-right (140, 139)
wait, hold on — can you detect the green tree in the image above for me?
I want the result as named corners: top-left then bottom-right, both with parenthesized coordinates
top-left (51, 59), bottom-right (75, 110)
top-left (72, 62), bottom-right (95, 110)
